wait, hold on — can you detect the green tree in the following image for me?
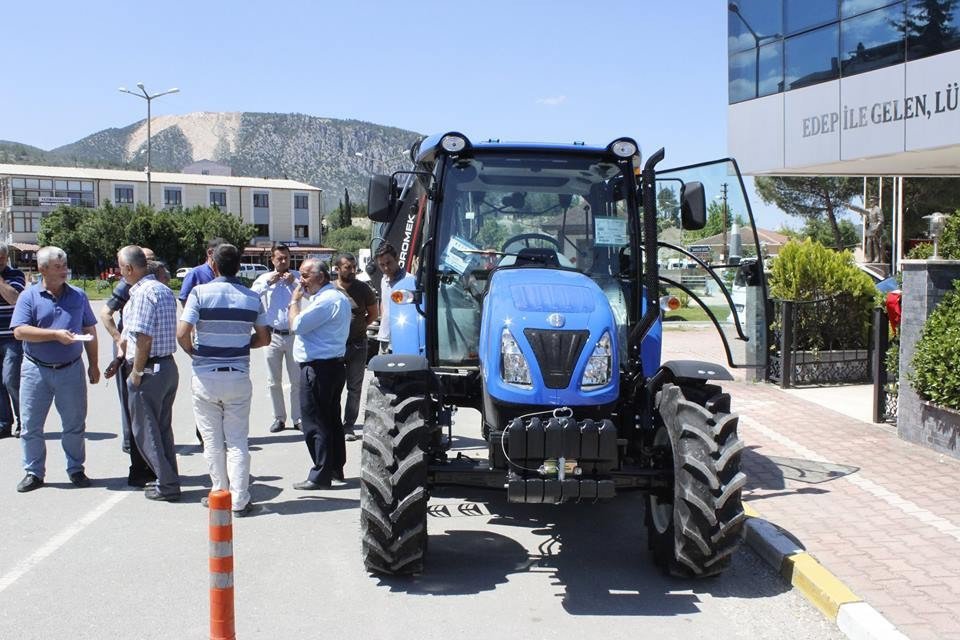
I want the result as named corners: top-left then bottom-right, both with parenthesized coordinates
top-left (797, 217), bottom-right (860, 249)
top-left (324, 225), bottom-right (370, 255)
top-left (37, 205), bottom-right (97, 275)
top-left (172, 206), bottom-right (257, 266)
top-left (754, 176), bottom-right (862, 251)
top-left (657, 187), bottom-right (680, 229)
top-left (685, 201), bottom-right (745, 241)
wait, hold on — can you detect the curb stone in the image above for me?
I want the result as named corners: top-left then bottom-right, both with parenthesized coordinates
top-left (741, 503), bottom-right (910, 640)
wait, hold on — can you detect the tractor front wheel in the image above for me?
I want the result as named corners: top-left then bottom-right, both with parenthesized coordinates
top-left (646, 382), bottom-right (747, 577)
top-left (360, 377), bottom-right (430, 575)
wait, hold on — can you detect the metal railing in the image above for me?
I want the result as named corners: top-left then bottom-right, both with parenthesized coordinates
top-left (767, 294), bottom-right (874, 388)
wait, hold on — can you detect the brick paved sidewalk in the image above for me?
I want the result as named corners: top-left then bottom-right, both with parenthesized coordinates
top-left (663, 326), bottom-right (960, 640)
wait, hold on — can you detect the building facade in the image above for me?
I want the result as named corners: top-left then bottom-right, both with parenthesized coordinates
top-left (0, 164), bottom-right (323, 250)
top-left (728, 0), bottom-right (960, 175)
top-left (727, 0), bottom-right (960, 267)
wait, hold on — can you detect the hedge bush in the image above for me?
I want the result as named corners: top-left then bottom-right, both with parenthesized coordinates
top-left (910, 281), bottom-right (960, 411)
top-left (768, 239), bottom-right (877, 350)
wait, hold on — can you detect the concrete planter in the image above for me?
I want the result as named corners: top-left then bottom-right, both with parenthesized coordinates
top-left (918, 400), bottom-right (960, 459)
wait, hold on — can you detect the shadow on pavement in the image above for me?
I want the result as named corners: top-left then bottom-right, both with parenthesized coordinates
top-left (260, 495), bottom-right (359, 516)
top-left (373, 486), bottom-right (790, 612)
top-left (248, 433), bottom-right (303, 446)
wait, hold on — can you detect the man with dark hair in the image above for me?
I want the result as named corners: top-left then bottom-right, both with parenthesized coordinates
top-left (178, 237), bottom-right (226, 307)
top-left (0, 242), bottom-right (25, 440)
top-left (288, 258), bottom-right (350, 490)
top-left (375, 242), bottom-right (404, 354)
top-left (117, 245), bottom-right (180, 502)
top-left (334, 252), bottom-right (377, 441)
top-left (12, 246), bottom-right (99, 493)
top-left (178, 244), bottom-right (270, 516)
top-left (251, 243), bottom-right (301, 432)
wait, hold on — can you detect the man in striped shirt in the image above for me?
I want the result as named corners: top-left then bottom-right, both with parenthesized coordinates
top-left (0, 242), bottom-right (25, 440)
top-left (177, 244), bottom-right (270, 516)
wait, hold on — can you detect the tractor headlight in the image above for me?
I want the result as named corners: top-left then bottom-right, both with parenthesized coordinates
top-left (501, 328), bottom-right (532, 386)
top-left (581, 331), bottom-right (612, 388)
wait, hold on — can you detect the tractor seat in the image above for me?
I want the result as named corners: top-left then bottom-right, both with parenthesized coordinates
top-left (514, 247), bottom-right (560, 267)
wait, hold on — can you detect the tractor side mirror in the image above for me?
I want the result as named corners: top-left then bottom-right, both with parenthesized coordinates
top-left (367, 174), bottom-right (396, 223)
top-left (680, 181), bottom-right (706, 231)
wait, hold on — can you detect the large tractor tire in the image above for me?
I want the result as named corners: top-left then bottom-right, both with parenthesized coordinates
top-left (646, 382), bottom-right (747, 577)
top-left (360, 377), bottom-right (430, 575)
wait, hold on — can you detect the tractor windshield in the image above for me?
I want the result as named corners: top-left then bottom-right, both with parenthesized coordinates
top-left (433, 152), bottom-right (637, 365)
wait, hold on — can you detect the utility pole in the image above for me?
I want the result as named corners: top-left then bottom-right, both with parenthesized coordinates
top-left (720, 182), bottom-right (729, 262)
top-left (118, 83), bottom-right (179, 207)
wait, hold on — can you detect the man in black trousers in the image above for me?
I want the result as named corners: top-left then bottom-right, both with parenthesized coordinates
top-left (287, 259), bottom-right (351, 489)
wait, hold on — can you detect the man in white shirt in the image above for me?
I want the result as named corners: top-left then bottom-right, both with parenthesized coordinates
top-left (251, 244), bottom-right (301, 433)
top-left (375, 242), bottom-right (404, 354)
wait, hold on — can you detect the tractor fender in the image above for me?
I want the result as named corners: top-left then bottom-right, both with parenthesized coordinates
top-left (367, 354), bottom-right (430, 374)
top-left (658, 360), bottom-right (733, 383)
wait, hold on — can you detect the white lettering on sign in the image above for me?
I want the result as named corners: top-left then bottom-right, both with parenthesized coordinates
top-left (802, 81), bottom-right (960, 138)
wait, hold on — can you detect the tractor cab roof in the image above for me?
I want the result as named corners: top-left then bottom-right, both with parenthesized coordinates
top-left (414, 132), bottom-right (640, 166)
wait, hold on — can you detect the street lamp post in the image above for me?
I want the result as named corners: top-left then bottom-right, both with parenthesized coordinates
top-left (118, 83), bottom-right (179, 207)
top-left (728, 3), bottom-right (780, 99)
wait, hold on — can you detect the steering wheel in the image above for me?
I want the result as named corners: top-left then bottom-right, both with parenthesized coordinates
top-left (501, 233), bottom-right (562, 254)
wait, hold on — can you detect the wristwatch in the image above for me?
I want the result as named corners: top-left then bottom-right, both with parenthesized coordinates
top-left (130, 370), bottom-right (144, 379)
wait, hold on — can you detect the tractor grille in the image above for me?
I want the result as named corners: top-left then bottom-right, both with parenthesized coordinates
top-left (523, 329), bottom-right (589, 389)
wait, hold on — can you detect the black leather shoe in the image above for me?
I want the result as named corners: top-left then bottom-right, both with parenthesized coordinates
top-left (69, 471), bottom-right (91, 488)
top-left (344, 431), bottom-right (361, 442)
top-left (144, 487), bottom-right (181, 502)
top-left (293, 480), bottom-right (329, 490)
top-left (233, 503), bottom-right (255, 517)
top-left (293, 420), bottom-right (302, 431)
top-left (127, 476), bottom-right (156, 488)
top-left (13, 428), bottom-right (21, 438)
top-left (17, 474), bottom-right (44, 493)
top-left (269, 419), bottom-right (285, 433)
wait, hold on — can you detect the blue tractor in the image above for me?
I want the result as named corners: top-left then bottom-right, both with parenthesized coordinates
top-left (361, 132), bottom-right (764, 578)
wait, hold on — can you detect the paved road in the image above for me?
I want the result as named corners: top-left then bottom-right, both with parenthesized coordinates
top-left (0, 307), bottom-right (842, 639)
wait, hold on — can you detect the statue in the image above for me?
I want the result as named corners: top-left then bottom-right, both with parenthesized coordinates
top-left (849, 197), bottom-right (884, 263)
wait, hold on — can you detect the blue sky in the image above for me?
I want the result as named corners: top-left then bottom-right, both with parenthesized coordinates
top-left (1, 0), bottom-right (796, 229)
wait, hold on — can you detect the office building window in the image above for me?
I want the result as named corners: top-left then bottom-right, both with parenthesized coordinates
top-left (294, 194), bottom-right (309, 209)
top-left (906, 0), bottom-right (960, 60)
top-left (842, 0), bottom-right (900, 17)
top-left (785, 24), bottom-right (840, 90)
top-left (255, 223), bottom-right (270, 237)
top-left (210, 190), bottom-right (227, 208)
top-left (295, 224), bottom-right (309, 238)
top-left (842, 3), bottom-right (906, 76)
top-left (253, 192), bottom-right (269, 208)
top-left (164, 187), bottom-right (182, 207)
top-left (115, 185), bottom-right (134, 204)
top-left (729, 0), bottom-right (783, 53)
top-left (13, 211), bottom-right (41, 232)
top-left (786, 0), bottom-right (838, 33)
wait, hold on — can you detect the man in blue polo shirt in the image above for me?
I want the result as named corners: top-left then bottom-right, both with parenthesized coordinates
top-left (11, 246), bottom-right (99, 493)
top-left (0, 242), bottom-right (26, 440)
top-left (178, 244), bottom-right (270, 515)
top-left (178, 237), bottom-right (224, 307)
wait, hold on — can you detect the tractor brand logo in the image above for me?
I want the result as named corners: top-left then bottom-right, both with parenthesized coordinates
top-left (547, 313), bottom-right (566, 328)
top-left (398, 211), bottom-right (417, 270)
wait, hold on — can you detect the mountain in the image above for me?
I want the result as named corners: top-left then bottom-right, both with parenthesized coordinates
top-left (4, 112), bottom-right (423, 210)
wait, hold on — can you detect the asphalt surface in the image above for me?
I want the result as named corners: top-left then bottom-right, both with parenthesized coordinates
top-left (0, 304), bottom-right (844, 639)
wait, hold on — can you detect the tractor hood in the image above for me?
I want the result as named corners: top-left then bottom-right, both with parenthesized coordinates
top-left (480, 268), bottom-right (620, 407)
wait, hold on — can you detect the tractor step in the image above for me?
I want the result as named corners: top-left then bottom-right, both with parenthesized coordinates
top-left (507, 477), bottom-right (616, 503)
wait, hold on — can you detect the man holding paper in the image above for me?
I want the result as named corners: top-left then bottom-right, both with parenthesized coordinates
top-left (11, 246), bottom-right (99, 493)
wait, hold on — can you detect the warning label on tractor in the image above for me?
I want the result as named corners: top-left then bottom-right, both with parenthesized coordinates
top-left (594, 217), bottom-right (628, 246)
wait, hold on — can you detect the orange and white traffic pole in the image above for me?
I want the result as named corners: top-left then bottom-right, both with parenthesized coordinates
top-left (208, 490), bottom-right (235, 640)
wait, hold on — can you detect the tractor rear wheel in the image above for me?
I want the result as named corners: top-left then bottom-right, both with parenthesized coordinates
top-left (646, 382), bottom-right (747, 577)
top-left (360, 376), bottom-right (430, 575)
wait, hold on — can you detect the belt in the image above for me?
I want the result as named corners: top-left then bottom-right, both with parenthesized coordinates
top-left (269, 327), bottom-right (291, 336)
top-left (300, 357), bottom-right (345, 368)
top-left (145, 355), bottom-right (174, 366)
top-left (212, 366), bottom-right (245, 373)
top-left (25, 355), bottom-right (81, 370)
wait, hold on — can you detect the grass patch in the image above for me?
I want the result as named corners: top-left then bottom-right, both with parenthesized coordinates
top-left (664, 305), bottom-right (731, 323)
